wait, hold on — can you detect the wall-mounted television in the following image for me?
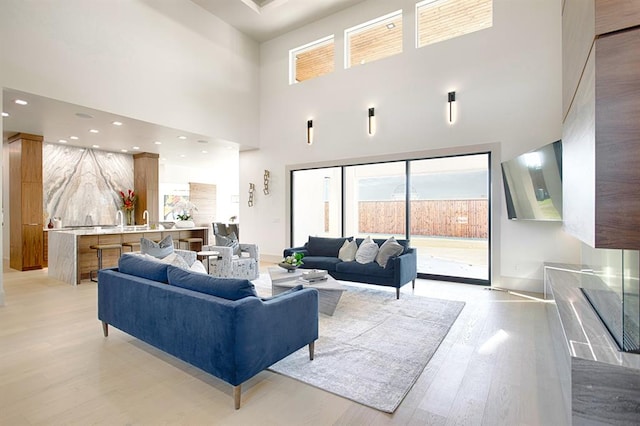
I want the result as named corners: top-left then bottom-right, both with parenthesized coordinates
top-left (501, 140), bottom-right (562, 221)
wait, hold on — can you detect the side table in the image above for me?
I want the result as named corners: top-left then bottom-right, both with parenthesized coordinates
top-left (197, 250), bottom-right (219, 274)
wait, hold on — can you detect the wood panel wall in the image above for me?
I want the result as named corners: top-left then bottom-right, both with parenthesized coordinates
top-left (133, 152), bottom-right (159, 226)
top-left (189, 182), bottom-right (216, 228)
top-left (9, 133), bottom-right (44, 271)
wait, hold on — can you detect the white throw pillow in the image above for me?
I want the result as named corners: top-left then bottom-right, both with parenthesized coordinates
top-left (338, 239), bottom-right (358, 262)
top-left (355, 236), bottom-right (379, 264)
top-left (160, 252), bottom-right (190, 269)
top-left (375, 236), bottom-right (404, 267)
top-left (189, 260), bottom-right (208, 274)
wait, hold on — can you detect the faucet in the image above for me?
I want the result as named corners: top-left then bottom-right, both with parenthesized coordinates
top-left (143, 210), bottom-right (149, 229)
top-left (116, 210), bottom-right (124, 229)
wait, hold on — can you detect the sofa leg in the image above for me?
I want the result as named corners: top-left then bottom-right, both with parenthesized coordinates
top-left (412, 279), bottom-right (415, 289)
top-left (396, 288), bottom-right (400, 299)
top-left (102, 321), bottom-right (109, 337)
top-left (233, 385), bottom-right (241, 410)
top-left (309, 341), bottom-right (315, 360)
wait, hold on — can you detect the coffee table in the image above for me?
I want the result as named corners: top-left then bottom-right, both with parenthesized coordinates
top-left (268, 267), bottom-right (346, 316)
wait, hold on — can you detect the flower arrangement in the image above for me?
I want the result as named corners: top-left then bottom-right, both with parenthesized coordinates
top-left (281, 252), bottom-right (304, 267)
top-left (172, 199), bottom-right (198, 221)
top-left (119, 189), bottom-right (137, 211)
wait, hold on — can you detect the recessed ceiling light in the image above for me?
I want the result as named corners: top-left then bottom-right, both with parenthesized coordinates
top-left (178, 136), bottom-right (187, 140)
top-left (154, 141), bottom-right (162, 145)
top-left (180, 154), bottom-right (186, 158)
top-left (386, 23), bottom-right (395, 29)
top-left (112, 121), bottom-right (123, 126)
top-left (2, 112), bottom-right (8, 117)
top-left (201, 150), bottom-right (208, 154)
top-left (121, 149), bottom-right (128, 153)
top-left (92, 145), bottom-right (100, 148)
top-left (89, 129), bottom-right (99, 133)
top-left (75, 112), bottom-right (93, 119)
top-left (58, 139), bottom-right (67, 143)
top-left (132, 146), bottom-right (140, 150)
top-left (70, 136), bottom-right (79, 140)
top-left (14, 99), bottom-right (28, 105)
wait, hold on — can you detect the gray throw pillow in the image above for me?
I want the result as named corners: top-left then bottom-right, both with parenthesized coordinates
top-left (375, 236), bottom-right (404, 267)
top-left (355, 236), bottom-right (379, 264)
top-left (215, 231), bottom-right (240, 256)
top-left (140, 235), bottom-right (174, 259)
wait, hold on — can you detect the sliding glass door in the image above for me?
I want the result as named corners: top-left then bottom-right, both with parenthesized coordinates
top-left (291, 167), bottom-right (342, 247)
top-left (290, 152), bottom-right (491, 285)
top-left (409, 154), bottom-right (490, 283)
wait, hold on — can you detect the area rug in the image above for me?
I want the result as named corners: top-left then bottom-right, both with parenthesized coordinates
top-left (265, 282), bottom-right (465, 413)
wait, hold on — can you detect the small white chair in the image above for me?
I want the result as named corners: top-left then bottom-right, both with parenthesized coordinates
top-left (202, 243), bottom-right (260, 280)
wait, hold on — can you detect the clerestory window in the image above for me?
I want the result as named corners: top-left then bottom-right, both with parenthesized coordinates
top-left (416, 0), bottom-right (493, 48)
top-left (345, 10), bottom-right (403, 69)
top-left (289, 35), bottom-right (335, 84)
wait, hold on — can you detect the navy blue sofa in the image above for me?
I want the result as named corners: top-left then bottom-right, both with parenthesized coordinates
top-left (98, 254), bottom-right (318, 409)
top-left (284, 236), bottom-right (417, 299)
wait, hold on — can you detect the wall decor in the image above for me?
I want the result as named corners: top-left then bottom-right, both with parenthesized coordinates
top-left (263, 170), bottom-right (270, 195)
top-left (307, 119), bottom-right (314, 145)
top-left (368, 107), bottom-right (376, 135)
top-left (248, 183), bottom-right (255, 207)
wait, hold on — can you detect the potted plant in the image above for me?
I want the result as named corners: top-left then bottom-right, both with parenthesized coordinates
top-left (279, 252), bottom-right (304, 272)
top-left (172, 200), bottom-right (198, 228)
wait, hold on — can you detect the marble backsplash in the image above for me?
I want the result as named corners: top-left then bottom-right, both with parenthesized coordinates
top-left (43, 144), bottom-right (133, 227)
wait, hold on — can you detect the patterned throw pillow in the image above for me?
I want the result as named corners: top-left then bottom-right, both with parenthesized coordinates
top-left (215, 231), bottom-right (240, 256)
top-left (140, 235), bottom-right (174, 258)
top-left (355, 236), bottom-right (379, 264)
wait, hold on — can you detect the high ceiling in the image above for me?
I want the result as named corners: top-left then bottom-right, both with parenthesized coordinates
top-left (191, 0), bottom-right (367, 42)
top-left (2, 0), bottom-right (366, 165)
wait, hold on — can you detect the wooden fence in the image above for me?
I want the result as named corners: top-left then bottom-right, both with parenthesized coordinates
top-left (358, 199), bottom-right (488, 238)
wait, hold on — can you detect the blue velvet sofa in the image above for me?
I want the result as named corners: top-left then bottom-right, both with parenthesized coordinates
top-left (97, 253), bottom-right (319, 409)
top-left (284, 236), bottom-right (417, 299)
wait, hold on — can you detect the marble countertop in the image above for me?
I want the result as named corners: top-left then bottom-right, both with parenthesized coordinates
top-left (48, 226), bottom-right (207, 235)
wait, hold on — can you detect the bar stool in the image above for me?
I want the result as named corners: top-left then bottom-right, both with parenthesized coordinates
top-left (89, 243), bottom-right (122, 282)
top-left (178, 237), bottom-right (203, 252)
top-left (121, 242), bottom-right (141, 252)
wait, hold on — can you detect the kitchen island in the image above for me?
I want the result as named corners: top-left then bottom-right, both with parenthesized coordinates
top-left (48, 226), bottom-right (208, 285)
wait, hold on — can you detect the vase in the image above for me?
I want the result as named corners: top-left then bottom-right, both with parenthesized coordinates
top-left (125, 209), bottom-right (135, 226)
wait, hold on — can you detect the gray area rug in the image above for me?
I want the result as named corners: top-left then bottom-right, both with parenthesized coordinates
top-left (266, 283), bottom-right (465, 413)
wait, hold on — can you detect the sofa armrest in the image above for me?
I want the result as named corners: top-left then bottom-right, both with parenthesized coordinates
top-left (233, 288), bottom-right (319, 384)
top-left (283, 246), bottom-right (308, 257)
top-left (391, 247), bottom-right (418, 285)
top-left (239, 243), bottom-right (259, 261)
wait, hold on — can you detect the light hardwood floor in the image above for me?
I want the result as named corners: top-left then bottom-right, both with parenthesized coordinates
top-left (0, 264), bottom-right (567, 425)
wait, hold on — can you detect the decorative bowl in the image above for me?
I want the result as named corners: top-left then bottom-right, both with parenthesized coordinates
top-left (302, 269), bottom-right (327, 280)
top-left (278, 262), bottom-right (300, 272)
top-left (158, 221), bottom-right (175, 229)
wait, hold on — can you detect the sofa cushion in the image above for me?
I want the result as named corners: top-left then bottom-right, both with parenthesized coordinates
top-left (306, 236), bottom-right (350, 257)
top-left (336, 260), bottom-right (394, 278)
top-left (119, 252), bottom-right (171, 283)
top-left (338, 239), bottom-right (358, 262)
top-left (299, 256), bottom-right (342, 272)
top-left (375, 236), bottom-right (404, 267)
top-left (141, 235), bottom-right (174, 258)
top-left (355, 236), bottom-right (379, 264)
top-left (167, 265), bottom-right (257, 300)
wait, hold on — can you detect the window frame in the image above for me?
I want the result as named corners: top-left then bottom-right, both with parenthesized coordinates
top-left (289, 34), bottom-right (335, 85)
top-left (344, 9), bottom-right (403, 70)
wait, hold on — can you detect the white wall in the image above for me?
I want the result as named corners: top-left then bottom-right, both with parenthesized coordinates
top-left (241, 0), bottom-right (581, 291)
top-left (0, 0), bottom-right (260, 146)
